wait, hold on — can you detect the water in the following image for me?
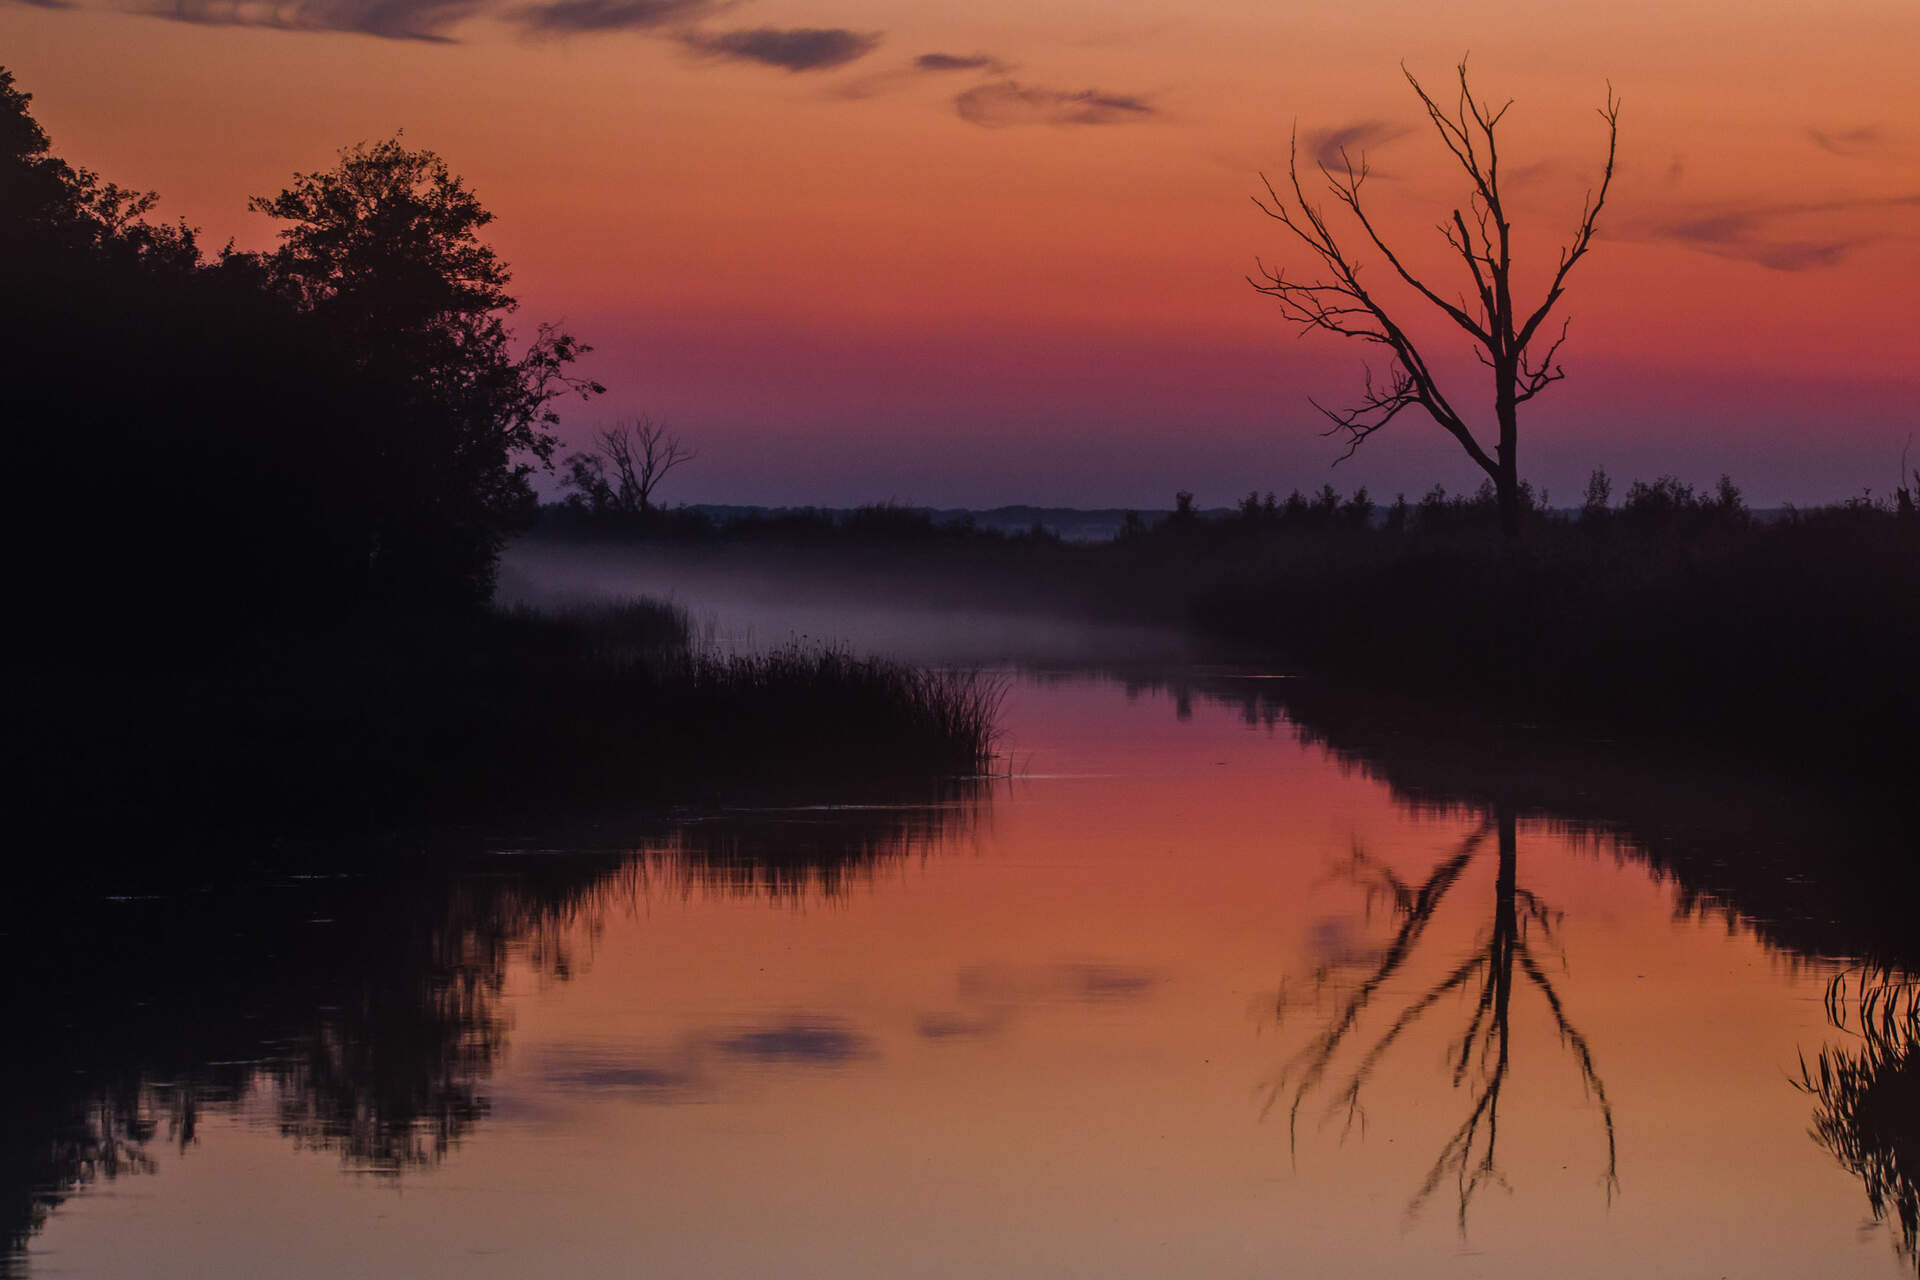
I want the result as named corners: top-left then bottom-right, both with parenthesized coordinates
top-left (5, 601), bottom-right (1914, 1276)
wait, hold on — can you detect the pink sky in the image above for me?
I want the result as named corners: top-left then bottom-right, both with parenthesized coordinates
top-left (5, 0), bottom-right (1917, 505)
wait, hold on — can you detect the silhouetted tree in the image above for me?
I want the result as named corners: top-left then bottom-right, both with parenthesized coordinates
top-left (248, 136), bottom-right (603, 603)
top-left (562, 417), bottom-right (696, 516)
top-left (1251, 60), bottom-right (1620, 541)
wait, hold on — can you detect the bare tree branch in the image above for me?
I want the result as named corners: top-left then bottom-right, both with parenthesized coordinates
top-left (1251, 58), bottom-right (1620, 540)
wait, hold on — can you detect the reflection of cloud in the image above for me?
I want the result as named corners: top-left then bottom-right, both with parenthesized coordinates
top-left (509, 0), bottom-right (705, 35)
top-left (915, 51), bottom-right (1001, 73)
top-left (538, 1017), bottom-right (873, 1099)
top-left (1808, 125), bottom-right (1882, 156)
top-left (542, 1047), bottom-right (706, 1097)
top-left (142, 0), bottom-right (479, 40)
top-left (955, 80), bottom-right (1153, 128)
top-left (915, 1008), bottom-right (1013, 1040)
top-left (715, 1021), bottom-right (870, 1063)
top-left (682, 25), bottom-right (880, 71)
top-left (1302, 120), bottom-right (1408, 171)
top-left (921, 961), bottom-right (1160, 1043)
top-left (1306, 916), bottom-right (1382, 969)
top-left (957, 961), bottom-right (1160, 1002)
top-left (1633, 193), bottom-right (1920, 271)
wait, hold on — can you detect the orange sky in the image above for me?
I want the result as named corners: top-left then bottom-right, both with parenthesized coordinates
top-left (5, 0), bottom-right (1917, 504)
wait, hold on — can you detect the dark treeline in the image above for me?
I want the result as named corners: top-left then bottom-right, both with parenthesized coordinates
top-left (541, 496), bottom-right (1070, 546)
top-left (3, 71), bottom-right (594, 633)
top-left (535, 471), bottom-right (1918, 783)
top-left (2, 68), bottom-right (998, 852)
top-left (1175, 474), bottom-right (1918, 784)
top-left (0, 793), bottom-right (979, 1272)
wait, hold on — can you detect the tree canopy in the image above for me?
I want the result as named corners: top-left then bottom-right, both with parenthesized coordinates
top-left (1, 70), bottom-right (600, 646)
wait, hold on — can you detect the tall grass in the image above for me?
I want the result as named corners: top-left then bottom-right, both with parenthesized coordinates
top-left (23, 597), bottom-right (1004, 857)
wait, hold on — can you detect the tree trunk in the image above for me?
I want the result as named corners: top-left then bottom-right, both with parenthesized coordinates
top-left (1495, 382), bottom-right (1522, 543)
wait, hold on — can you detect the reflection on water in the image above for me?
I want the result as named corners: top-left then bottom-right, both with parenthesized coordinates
top-left (1800, 971), bottom-right (1920, 1270)
top-left (0, 790), bottom-right (977, 1276)
top-left (4, 671), bottom-right (1914, 1277)
top-left (1266, 809), bottom-right (1616, 1231)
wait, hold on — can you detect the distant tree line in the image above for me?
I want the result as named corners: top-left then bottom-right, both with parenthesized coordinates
top-left (1, 67), bottom-right (599, 656)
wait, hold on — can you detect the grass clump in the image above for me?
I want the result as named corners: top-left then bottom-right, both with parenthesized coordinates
top-left (24, 598), bottom-right (1003, 854)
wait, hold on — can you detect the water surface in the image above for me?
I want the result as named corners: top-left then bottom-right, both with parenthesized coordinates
top-left (6, 659), bottom-right (1913, 1277)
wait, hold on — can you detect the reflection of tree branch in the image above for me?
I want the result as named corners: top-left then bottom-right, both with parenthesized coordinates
top-left (1518, 947), bottom-right (1619, 1199)
top-left (1261, 823), bottom-right (1491, 1136)
top-left (1268, 804), bottom-right (1619, 1232)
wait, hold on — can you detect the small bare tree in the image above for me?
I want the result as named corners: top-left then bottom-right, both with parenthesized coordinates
top-left (1251, 60), bottom-right (1620, 541)
top-left (562, 416), bottom-right (696, 515)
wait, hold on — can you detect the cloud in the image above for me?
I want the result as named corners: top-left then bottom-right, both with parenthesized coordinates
top-left (915, 51), bottom-right (1001, 73)
top-left (1301, 120), bottom-right (1409, 171)
top-left (509, 0), bottom-right (706, 35)
top-left (1808, 125), bottom-right (1882, 156)
top-left (141, 0), bottom-right (479, 40)
top-left (6, 0), bottom-right (75, 10)
top-left (1635, 193), bottom-right (1920, 271)
top-left (682, 25), bottom-right (880, 71)
top-left (955, 80), bottom-right (1153, 128)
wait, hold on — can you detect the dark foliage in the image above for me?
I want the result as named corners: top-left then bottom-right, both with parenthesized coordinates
top-left (2, 69), bottom-right (598, 652)
top-left (1180, 478), bottom-right (1917, 782)
top-left (20, 601), bottom-right (1001, 870)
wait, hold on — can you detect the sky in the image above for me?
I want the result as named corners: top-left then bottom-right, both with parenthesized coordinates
top-left (5, 0), bottom-right (1918, 507)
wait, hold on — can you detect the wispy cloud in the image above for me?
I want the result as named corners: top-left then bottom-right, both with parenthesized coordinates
top-left (1808, 125), bottom-right (1882, 156)
top-left (1635, 193), bottom-right (1920, 271)
top-left (1301, 120), bottom-right (1408, 171)
top-left (915, 51), bottom-right (1002, 73)
top-left (954, 80), bottom-right (1153, 128)
top-left (682, 25), bottom-right (880, 71)
top-left (509, 0), bottom-right (706, 36)
top-left (141, 0), bottom-right (480, 40)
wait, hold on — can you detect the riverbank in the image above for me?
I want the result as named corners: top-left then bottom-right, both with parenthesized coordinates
top-left (22, 600), bottom-right (1001, 883)
top-left (525, 484), bottom-right (1917, 786)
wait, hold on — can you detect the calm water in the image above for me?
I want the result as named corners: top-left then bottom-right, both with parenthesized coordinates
top-left (6, 590), bottom-right (1915, 1276)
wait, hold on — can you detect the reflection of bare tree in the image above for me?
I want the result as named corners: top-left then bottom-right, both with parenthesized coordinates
top-left (1799, 969), bottom-right (1919, 1272)
top-left (1266, 803), bottom-right (1617, 1229)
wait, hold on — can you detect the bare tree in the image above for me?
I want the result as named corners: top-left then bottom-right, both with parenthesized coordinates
top-left (1251, 60), bottom-right (1620, 541)
top-left (562, 416), bottom-right (696, 516)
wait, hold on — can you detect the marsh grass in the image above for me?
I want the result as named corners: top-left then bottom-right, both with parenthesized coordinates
top-left (22, 598), bottom-right (1003, 862)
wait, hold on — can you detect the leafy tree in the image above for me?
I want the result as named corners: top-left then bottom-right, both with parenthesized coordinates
top-left (247, 137), bottom-right (602, 603)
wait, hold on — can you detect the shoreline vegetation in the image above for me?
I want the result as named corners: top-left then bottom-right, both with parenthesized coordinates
top-left (529, 473), bottom-right (1918, 788)
top-left (24, 601), bottom-right (1004, 883)
top-left (4, 66), bottom-right (1003, 870)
